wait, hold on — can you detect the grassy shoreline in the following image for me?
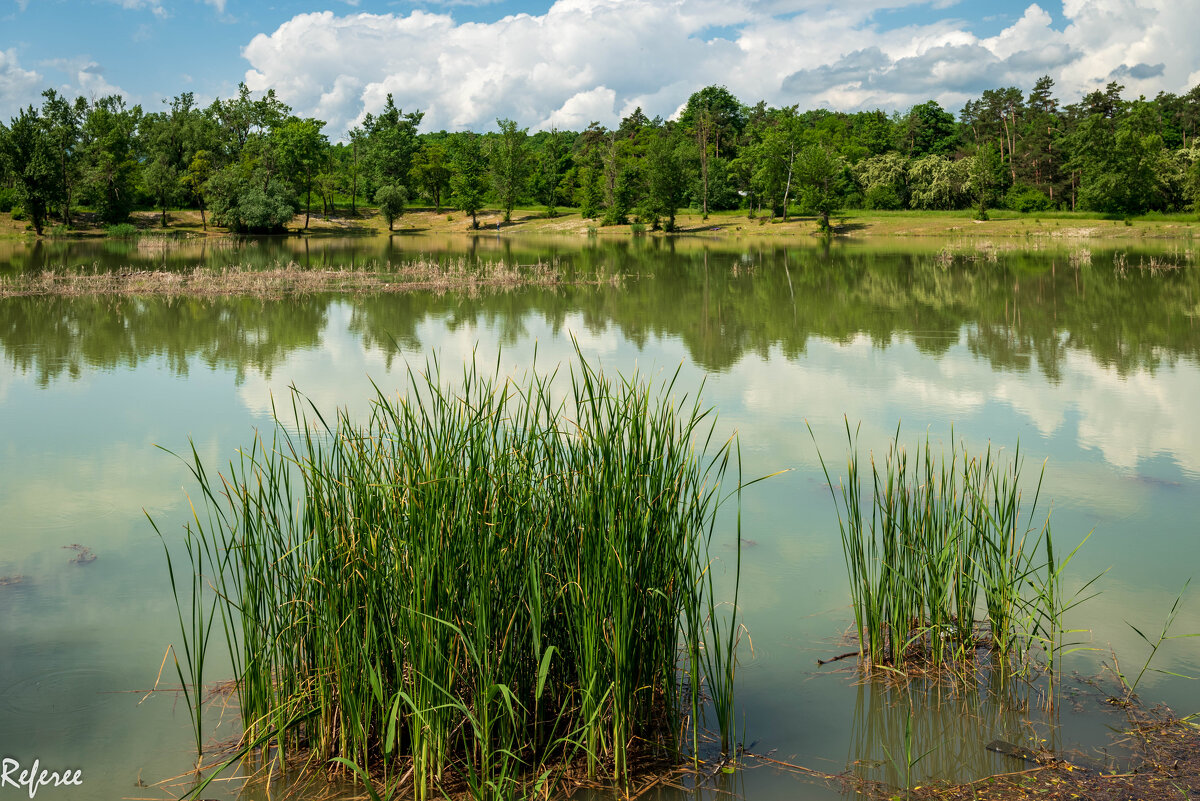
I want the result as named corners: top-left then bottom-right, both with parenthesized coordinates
top-left (2, 229), bottom-right (1193, 299)
top-left (3, 205), bottom-right (1198, 243)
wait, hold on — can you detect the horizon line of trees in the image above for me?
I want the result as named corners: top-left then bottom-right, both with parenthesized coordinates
top-left (3, 76), bottom-right (1200, 236)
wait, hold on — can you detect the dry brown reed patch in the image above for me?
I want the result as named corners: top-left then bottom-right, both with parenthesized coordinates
top-left (0, 258), bottom-right (620, 298)
top-left (1051, 227), bottom-right (1101, 239)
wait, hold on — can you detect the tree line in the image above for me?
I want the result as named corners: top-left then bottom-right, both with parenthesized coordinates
top-left (3, 76), bottom-right (1200, 235)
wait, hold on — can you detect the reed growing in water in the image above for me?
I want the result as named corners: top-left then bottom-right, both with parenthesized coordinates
top-left (154, 349), bottom-right (744, 798)
top-left (812, 422), bottom-right (1091, 674)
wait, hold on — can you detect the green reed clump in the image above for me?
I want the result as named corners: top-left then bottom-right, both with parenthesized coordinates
top-left (105, 222), bottom-right (139, 238)
top-left (812, 422), bottom-right (1086, 674)
top-left (155, 349), bottom-right (743, 798)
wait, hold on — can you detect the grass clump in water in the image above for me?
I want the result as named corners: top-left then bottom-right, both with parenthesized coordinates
top-left (105, 222), bottom-right (139, 238)
top-left (155, 348), bottom-right (745, 798)
top-left (812, 422), bottom-right (1094, 676)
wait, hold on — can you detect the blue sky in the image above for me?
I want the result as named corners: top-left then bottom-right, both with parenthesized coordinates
top-left (3, 1), bottom-right (1198, 133)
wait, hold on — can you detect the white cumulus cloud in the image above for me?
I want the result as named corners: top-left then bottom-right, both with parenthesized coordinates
top-left (236, 0), bottom-right (1200, 136)
top-left (40, 57), bottom-right (126, 103)
top-left (0, 49), bottom-right (43, 114)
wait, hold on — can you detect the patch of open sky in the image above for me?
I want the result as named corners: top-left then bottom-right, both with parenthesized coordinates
top-left (8, 2), bottom-right (245, 110)
top-left (10, 3), bottom-right (135, 65)
top-left (387, 0), bottom-right (546, 25)
top-left (872, 0), bottom-right (1067, 38)
top-left (694, 24), bottom-right (743, 43)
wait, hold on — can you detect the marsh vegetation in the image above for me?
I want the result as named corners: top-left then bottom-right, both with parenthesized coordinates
top-left (154, 349), bottom-right (748, 798)
top-left (813, 425), bottom-right (1093, 676)
top-left (0, 255), bottom-right (616, 298)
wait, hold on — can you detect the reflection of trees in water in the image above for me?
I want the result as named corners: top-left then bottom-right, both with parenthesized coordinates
top-left (0, 295), bottom-right (327, 385)
top-left (2, 240), bottom-right (1197, 383)
top-left (634, 245), bottom-right (1200, 377)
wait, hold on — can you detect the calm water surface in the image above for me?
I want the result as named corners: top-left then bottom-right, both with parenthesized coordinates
top-left (1, 234), bottom-right (1197, 800)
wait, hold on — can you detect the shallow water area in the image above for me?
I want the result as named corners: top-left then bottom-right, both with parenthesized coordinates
top-left (1, 233), bottom-right (1197, 800)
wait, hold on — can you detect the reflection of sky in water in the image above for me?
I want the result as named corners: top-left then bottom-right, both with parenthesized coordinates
top-left (236, 305), bottom-right (1200, 482)
top-left (231, 304), bottom-right (1200, 688)
top-left (0, 289), bottom-right (1198, 799)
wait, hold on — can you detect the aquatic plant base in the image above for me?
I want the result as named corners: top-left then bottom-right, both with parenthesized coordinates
top-left (897, 707), bottom-right (1200, 801)
top-left (161, 723), bottom-right (739, 801)
top-left (741, 702), bottom-right (1199, 801)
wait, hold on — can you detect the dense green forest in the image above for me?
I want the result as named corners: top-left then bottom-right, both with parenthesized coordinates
top-left (2, 77), bottom-right (1199, 235)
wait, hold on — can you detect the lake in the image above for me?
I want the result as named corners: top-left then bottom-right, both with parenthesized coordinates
top-left (1, 233), bottom-right (1197, 800)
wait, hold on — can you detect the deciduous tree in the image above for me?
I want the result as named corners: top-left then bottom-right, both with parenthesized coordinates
top-left (899, 100), bottom-right (959, 158)
top-left (362, 96), bottom-right (422, 198)
top-left (1, 106), bottom-right (63, 235)
top-left (531, 129), bottom-right (569, 217)
top-left (796, 144), bottom-right (846, 231)
top-left (181, 150), bottom-right (213, 230)
top-left (450, 132), bottom-right (488, 228)
top-left (274, 117), bottom-right (328, 229)
top-left (855, 152), bottom-right (908, 210)
top-left (80, 95), bottom-right (141, 224)
top-left (412, 139), bottom-right (452, 212)
top-left (968, 142), bottom-right (1000, 220)
top-left (642, 129), bottom-right (687, 231)
top-left (680, 85), bottom-right (746, 218)
top-left (375, 184), bottom-right (407, 231)
top-left (39, 90), bottom-right (85, 226)
top-left (488, 119), bottom-right (530, 223)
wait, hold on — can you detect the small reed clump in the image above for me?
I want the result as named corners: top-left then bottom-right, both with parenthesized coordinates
top-left (813, 423), bottom-right (1088, 675)
top-left (155, 350), bottom-right (743, 799)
